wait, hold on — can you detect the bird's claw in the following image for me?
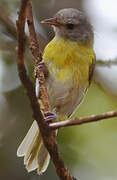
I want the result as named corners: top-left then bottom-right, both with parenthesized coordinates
top-left (44, 110), bottom-right (57, 123)
top-left (38, 62), bottom-right (48, 77)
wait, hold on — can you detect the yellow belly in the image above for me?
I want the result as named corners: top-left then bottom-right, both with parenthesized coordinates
top-left (42, 37), bottom-right (95, 116)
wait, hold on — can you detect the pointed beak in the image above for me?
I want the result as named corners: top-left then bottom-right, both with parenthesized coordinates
top-left (41, 17), bottom-right (61, 27)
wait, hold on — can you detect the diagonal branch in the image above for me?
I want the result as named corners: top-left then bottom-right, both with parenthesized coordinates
top-left (49, 110), bottom-right (117, 130)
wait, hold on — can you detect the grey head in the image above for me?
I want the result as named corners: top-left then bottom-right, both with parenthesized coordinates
top-left (41, 8), bottom-right (94, 43)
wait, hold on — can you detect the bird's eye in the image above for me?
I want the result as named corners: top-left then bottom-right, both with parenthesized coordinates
top-left (65, 23), bottom-right (74, 30)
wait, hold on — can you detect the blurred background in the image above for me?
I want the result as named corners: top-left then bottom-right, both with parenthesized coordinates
top-left (0, 0), bottom-right (117, 180)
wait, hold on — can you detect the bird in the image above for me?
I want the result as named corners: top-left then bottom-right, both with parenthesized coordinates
top-left (17, 8), bottom-right (96, 175)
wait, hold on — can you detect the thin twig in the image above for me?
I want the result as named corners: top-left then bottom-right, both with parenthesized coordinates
top-left (96, 58), bottom-right (117, 67)
top-left (49, 110), bottom-right (117, 130)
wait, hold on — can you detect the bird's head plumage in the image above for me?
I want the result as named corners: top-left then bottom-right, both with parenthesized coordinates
top-left (41, 8), bottom-right (94, 43)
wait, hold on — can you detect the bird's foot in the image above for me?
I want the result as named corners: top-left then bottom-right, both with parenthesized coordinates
top-left (44, 110), bottom-right (57, 123)
top-left (38, 62), bottom-right (49, 77)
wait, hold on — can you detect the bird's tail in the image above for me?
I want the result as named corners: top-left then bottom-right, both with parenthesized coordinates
top-left (17, 120), bottom-right (50, 175)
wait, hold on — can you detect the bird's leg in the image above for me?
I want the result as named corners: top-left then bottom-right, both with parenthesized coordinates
top-left (44, 109), bottom-right (57, 123)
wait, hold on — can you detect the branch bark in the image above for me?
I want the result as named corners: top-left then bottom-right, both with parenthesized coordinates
top-left (49, 110), bottom-right (117, 130)
top-left (96, 58), bottom-right (117, 67)
top-left (16, 0), bottom-right (75, 179)
top-left (26, 2), bottom-right (50, 113)
top-left (16, 0), bottom-right (44, 127)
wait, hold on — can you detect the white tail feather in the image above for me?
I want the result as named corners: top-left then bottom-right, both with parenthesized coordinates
top-left (17, 120), bottom-right (50, 174)
top-left (37, 143), bottom-right (50, 174)
top-left (17, 121), bottom-right (38, 157)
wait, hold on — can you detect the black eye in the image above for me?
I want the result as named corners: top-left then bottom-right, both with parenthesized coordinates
top-left (65, 23), bottom-right (74, 30)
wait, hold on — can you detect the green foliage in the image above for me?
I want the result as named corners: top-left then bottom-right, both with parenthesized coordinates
top-left (58, 83), bottom-right (117, 179)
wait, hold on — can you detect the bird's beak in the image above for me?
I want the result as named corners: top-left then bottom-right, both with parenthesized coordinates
top-left (41, 17), bottom-right (61, 27)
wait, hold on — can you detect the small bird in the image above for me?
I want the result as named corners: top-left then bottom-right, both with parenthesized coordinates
top-left (17, 8), bottom-right (96, 175)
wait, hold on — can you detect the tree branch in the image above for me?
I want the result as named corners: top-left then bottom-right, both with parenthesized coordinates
top-left (26, 2), bottom-right (50, 113)
top-left (96, 58), bottom-right (117, 67)
top-left (16, 1), bottom-right (75, 179)
top-left (49, 110), bottom-right (117, 130)
top-left (16, 0), bottom-right (49, 147)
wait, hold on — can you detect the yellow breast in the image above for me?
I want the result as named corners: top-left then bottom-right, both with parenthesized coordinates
top-left (42, 37), bottom-right (95, 86)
